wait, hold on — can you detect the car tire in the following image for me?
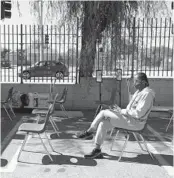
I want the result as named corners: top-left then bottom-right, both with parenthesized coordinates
top-left (55, 71), bottom-right (64, 79)
top-left (23, 71), bottom-right (30, 79)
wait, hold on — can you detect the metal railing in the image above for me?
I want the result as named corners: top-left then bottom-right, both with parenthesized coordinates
top-left (95, 18), bottom-right (173, 78)
top-left (1, 18), bottom-right (173, 85)
top-left (1, 19), bottom-right (81, 84)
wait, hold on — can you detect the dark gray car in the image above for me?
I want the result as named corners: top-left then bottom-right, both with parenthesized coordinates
top-left (19, 61), bottom-right (69, 79)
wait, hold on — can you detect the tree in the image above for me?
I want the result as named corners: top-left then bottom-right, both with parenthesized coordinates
top-left (16, 1), bottom-right (171, 77)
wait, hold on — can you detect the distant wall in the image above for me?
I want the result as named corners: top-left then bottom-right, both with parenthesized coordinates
top-left (1, 78), bottom-right (173, 109)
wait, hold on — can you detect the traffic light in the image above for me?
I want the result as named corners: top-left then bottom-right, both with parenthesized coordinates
top-left (45, 34), bottom-right (49, 44)
top-left (1, 1), bottom-right (12, 19)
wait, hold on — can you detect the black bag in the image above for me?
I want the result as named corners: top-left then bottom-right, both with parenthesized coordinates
top-left (20, 94), bottom-right (29, 108)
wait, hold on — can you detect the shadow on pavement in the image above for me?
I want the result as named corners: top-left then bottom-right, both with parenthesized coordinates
top-left (0, 159), bottom-right (8, 167)
top-left (42, 154), bottom-right (97, 166)
top-left (102, 153), bottom-right (173, 166)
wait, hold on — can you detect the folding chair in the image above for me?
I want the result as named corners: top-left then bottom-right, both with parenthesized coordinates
top-left (17, 93), bottom-right (60, 163)
top-left (1, 87), bottom-right (16, 121)
top-left (166, 110), bottom-right (173, 132)
top-left (110, 123), bottom-right (154, 161)
top-left (55, 87), bottom-right (69, 118)
top-left (32, 93), bottom-right (60, 136)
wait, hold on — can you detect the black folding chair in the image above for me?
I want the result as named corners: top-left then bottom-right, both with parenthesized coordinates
top-left (55, 87), bottom-right (69, 118)
top-left (1, 87), bottom-right (16, 121)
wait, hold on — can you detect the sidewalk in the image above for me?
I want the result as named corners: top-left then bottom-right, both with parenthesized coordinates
top-left (0, 109), bottom-right (173, 178)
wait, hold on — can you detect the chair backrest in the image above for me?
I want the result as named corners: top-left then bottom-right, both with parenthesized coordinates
top-left (43, 93), bottom-right (59, 130)
top-left (6, 87), bottom-right (14, 102)
top-left (58, 87), bottom-right (68, 103)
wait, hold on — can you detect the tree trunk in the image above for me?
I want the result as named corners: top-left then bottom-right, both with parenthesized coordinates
top-left (79, 2), bottom-right (98, 77)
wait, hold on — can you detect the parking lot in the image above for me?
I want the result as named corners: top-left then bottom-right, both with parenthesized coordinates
top-left (0, 109), bottom-right (173, 178)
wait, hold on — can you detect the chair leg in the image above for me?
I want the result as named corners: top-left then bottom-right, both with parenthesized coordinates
top-left (110, 130), bottom-right (119, 151)
top-left (49, 117), bottom-right (60, 137)
top-left (38, 133), bottom-right (53, 162)
top-left (17, 133), bottom-right (29, 162)
top-left (138, 134), bottom-right (154, 160)
top-left (9, 104), bottom-right (16, 117)
top-left (3, 104), bottom-right (13, 121)
top-left (132, 132), bottom-right (146, 152)
top-left (44, 131), bottom-right (62, 155)
top-left (118, 134), bottom-right (130, 162)
top-left (60, 104), bottom-right (69, 118)
top-left (110, 128), bottom-right (114, 138)
top-left (166, 114), bottom-right (173, 132)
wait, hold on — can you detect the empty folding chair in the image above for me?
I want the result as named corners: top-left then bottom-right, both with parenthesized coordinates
top-left (55, 87), bottom-right (69, 118)
top-left (17, 93), bottom-right (60, 163)
top-left (1, 87), bottom-right (16, 121)
top-left (32, 93), bottom-right (60, 136)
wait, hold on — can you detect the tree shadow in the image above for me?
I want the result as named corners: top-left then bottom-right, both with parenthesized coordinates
top-left (102, 153), bottom-right (173, 166)
top-left (42, 154), bottom-right (97, 166)
top-left (0, 159), bottom-right (8, 167)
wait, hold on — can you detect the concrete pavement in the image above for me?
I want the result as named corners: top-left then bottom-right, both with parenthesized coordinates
top-left (0, 110), bottom-right (173, 178)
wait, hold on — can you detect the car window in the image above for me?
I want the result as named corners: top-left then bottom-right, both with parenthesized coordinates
top-left (38, 61), bottom-right (46, 67)
top-left (47, 61), bottom-right (56, 66)
top-left (56, 62), bottom-right (63, 65)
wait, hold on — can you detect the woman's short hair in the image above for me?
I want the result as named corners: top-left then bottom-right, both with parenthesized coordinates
top-left (137, 72), bottom-right (149, 86)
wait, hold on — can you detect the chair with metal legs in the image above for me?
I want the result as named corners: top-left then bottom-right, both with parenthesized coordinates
top-left (55, 87), bottom-right (69, 118)
top-left (110, 123), bottom-right (154, 162)
top-left (17, 94), bottom-right (60, 163)
top-left (1, 87), bottom-right (16, 121)
top-left (31, 93), bottom-right (60, 137)
top-left (166, 110), bottom-right (173, 132)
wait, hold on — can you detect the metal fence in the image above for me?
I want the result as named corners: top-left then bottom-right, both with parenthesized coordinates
top-left (1, 18), bottom-right (173, 84)
top-left (0, 20), bottom-right (81, 84)
top-left (95, 18), bottom-right (173, 78)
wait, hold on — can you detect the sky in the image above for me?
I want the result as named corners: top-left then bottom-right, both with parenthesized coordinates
top-left (0, 1), bottom-right (36, 25)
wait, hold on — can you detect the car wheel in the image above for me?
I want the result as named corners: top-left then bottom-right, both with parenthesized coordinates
top-left (23, 71), bottom-right (30, 79)
top-left (55, 71), bottom-right (64, 79)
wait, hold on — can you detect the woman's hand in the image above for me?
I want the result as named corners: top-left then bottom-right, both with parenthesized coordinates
top-left (121, 109), bottom-right (128, 116)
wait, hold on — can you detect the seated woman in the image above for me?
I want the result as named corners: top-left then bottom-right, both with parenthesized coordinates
top-left (77, 72), bottom-right (155, 158)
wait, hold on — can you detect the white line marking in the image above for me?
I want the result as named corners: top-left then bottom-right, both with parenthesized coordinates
top-left (146, 124), bottom-right (173, 177)
top-left (0, 146), bottom-right (21, 173)
top-left (147, 125), bottom-right (173, 151)
top-left (147, 143), bottom-right (174, 177)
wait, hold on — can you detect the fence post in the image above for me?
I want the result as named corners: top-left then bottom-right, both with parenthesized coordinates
top-left (20, 24), bottom-right (23, 84)
top-left (76, 17), bottom-right (79, 84)
top-left (131, 17), bottom-right (136, 78)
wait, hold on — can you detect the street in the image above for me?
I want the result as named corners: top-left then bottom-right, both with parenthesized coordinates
top-left (0, 66), bottom-right (77, 84)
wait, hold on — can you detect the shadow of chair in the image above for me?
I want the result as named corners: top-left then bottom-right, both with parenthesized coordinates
top-left (110, 123), bottom-right (154, 162)
top-left (1, 87), bottom-right (16, 121)
top-left (17, 93), bottom-right (60, 163)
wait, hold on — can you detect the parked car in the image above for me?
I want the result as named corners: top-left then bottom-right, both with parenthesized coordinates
top-left (1, 60), bottom-right (11, 68)
top-left (19, 61), bottom-right (69, 79)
